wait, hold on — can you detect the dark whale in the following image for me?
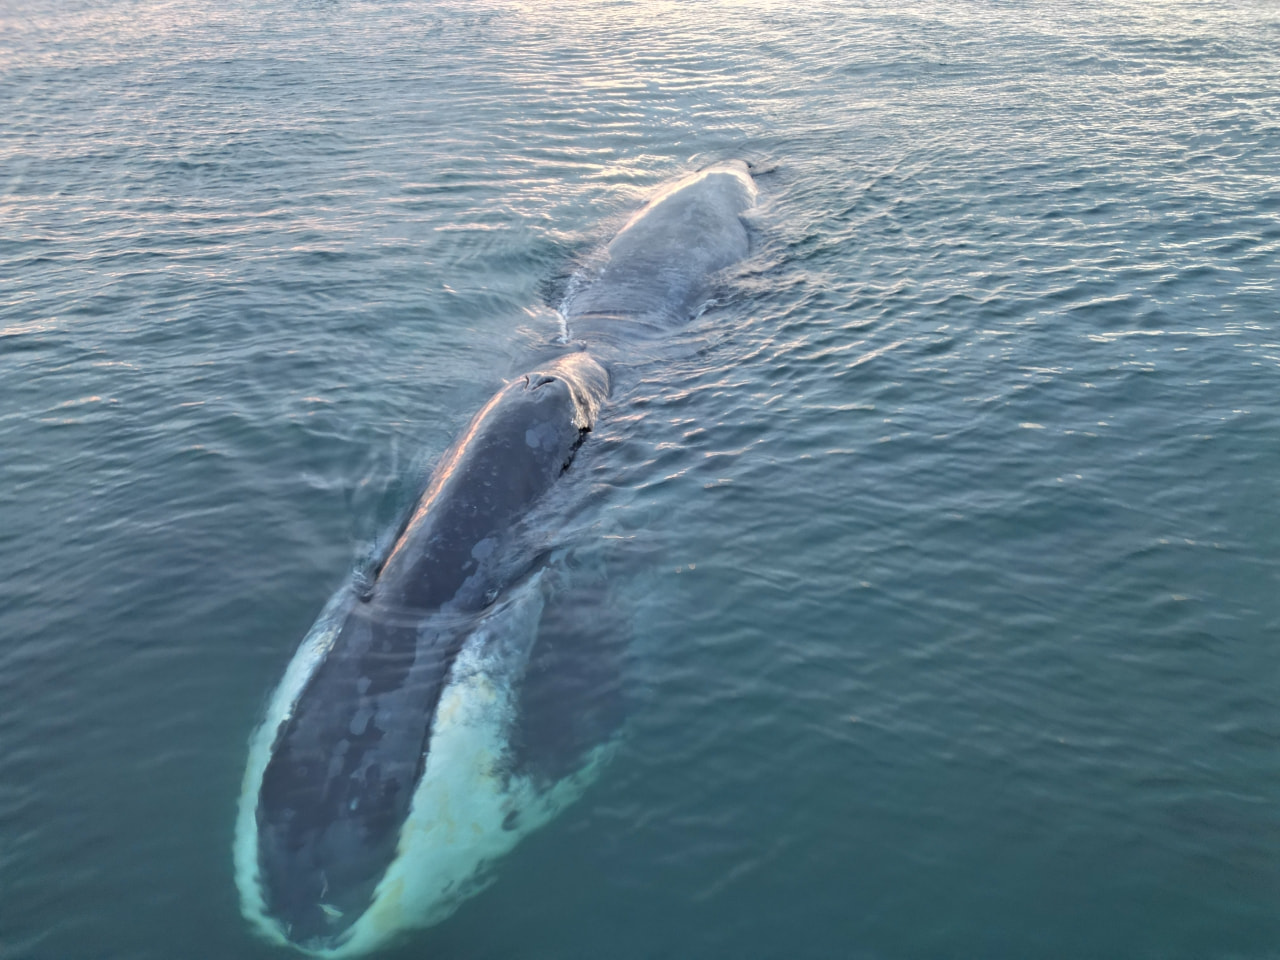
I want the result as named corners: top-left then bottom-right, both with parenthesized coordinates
top-left (235, 160), bottom-right (757, 956)
top-left (252, 352), bottom-right (607, 945)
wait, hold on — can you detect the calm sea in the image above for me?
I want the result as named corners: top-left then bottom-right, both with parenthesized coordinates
top-left (2, 1), bottom-right (1279, 957)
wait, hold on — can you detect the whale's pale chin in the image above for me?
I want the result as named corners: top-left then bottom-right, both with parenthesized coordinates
top-left (237, 571), bottom-right (616, 957)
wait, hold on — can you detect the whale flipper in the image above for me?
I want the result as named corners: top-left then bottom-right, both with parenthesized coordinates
top-left (510, 570), bottom-right (629, 787)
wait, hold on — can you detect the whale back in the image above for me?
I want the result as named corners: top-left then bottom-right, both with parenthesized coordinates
top-left (564, 160), bottom-right (757, 344)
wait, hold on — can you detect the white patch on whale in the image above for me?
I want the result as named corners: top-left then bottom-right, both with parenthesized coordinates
top-left (235, 585), bottom-right (357, 948)
top-left (235, 571), bottom-right (614, 958)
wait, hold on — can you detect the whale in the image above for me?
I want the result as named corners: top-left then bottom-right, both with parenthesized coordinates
top-left (235, 159), bottom-right (757, 956)
top-left (563, 159), bottom-right (758, 349)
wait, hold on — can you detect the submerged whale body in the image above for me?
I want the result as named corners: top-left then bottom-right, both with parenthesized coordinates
top-left (235, 160), bottom-right (757, 956)
top-left (565, 160), bottom-right (757, 343)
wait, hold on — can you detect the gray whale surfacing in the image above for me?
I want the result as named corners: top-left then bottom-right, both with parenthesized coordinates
top-left (235, 160), bottom-right (757, 957)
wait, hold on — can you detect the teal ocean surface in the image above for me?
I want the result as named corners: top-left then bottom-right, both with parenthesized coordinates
top-left (2, 1), bottom-right (1279, 957)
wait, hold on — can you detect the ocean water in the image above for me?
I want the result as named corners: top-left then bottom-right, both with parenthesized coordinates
top-left (3, 1), bottom-right (1279, 957)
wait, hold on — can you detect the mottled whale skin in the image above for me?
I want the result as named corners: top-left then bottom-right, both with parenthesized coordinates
top-left (565, 159), bottom-right (757, 349)
top-left (235, 160), bottom-right (756, 956)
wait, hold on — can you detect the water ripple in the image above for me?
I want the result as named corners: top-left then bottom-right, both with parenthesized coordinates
top-left (3, 0), bottom-right (1280, 957)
